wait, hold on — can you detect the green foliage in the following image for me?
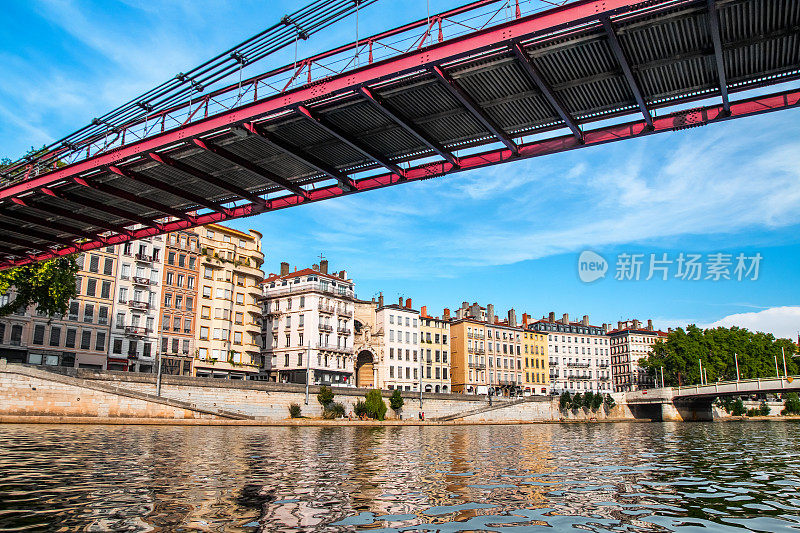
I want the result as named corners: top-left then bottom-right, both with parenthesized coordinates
top-left (288, 403), bottom-right (302, 418)
top-left (571, 392), bottom-right (583, 410)
top-left (354, 400), bottom-right (368, 417)
top-left (715, 397), bottom-right (736, 413)
top-left (759, 401), bottom-right (771, 416)
top-left (783, 393), bottom-right (800, 415)
top-left (589, 392), bottom-right (603, 412)
top-left (639, 325), bottom-right (798, 386)
top-left (0, 256), bottom-right (79, 318)
top-left (731, 398), bottom-right (747, 416)
top-left (604, 394), bottom-right (615, 410)
top-left (389, 389), bottom-right (404, 412)
top-left (317, 385), bottom-right (334, 407)
top-left (364, 389), bottom-right (387, 421)
top-left (325, 402), bottom-right (345, 419)
top-left (559, 391), bottom-right (571, 410)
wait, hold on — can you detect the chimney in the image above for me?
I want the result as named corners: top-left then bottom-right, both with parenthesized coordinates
top-left (618, 320), bottom-right (623, 330)
top-left (399, 296), bottom-right (404, 306)
top-left (470, 302), bottom-right (480, 319)
top-left (443, 308), bottom-right (451, 320)
top-left (522, 313), bottom-right (529, 327)
top-left (280, 262), bottom-right (290, 276)
top-left (582, 315), bottom-right (589, 326)
top-left (339, 270), bottom-right (346, 279)
top-left (647, 319), bottom-right (653, 331)
top-left (487, 304), bottom-right (495, 324)
top-left (312, 263), bottom-right (319, 271)
top-left (549, 312), bottom-right (556, 323)
top-left (562, 313), bottom-right (569, 325)
top-left (378, 292), bottom-right (384, 308)
top-left (633, 319), bottom-right (641, 330)
top-left (320, 259), bottom-right (328, 274)
top-left (668, 327), bottom-right (673, 333)
top-left (494, 316), bottom-right (500, 325)
top-left (405, 298), bottom-right (412, 309)
top-left (421, 305), bottom-right (427, 317)
top-left (508, 308), bottom-right (516, 327)
top-left (462, 301), bottom-right (469, 310)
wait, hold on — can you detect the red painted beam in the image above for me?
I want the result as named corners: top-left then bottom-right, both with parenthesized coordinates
top-left (10, 197), bottom-right (132, 237)
top-left (0, 0), bottom-right (677, 199)
top-left (3, 87), bottom-right (797, 270)
top-left (40, 186), bottom-right (164, 230)
top-left (0, 208), bottom-right (101, 241)
top-left (73, 177), bottom-right (195, 223)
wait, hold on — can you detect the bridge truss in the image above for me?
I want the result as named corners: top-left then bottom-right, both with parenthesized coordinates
top-left (0, 0), bottom-right (797, 268)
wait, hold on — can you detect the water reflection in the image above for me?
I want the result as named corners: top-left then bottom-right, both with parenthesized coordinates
top-left (0, 422), bottom-right (799, 531)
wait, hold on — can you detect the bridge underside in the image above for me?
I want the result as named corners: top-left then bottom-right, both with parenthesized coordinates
top-left (0, 0), bottom-right (798, 268)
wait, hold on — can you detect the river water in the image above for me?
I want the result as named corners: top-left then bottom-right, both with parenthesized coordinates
top-left (1, 422), bottom-right (799, 532)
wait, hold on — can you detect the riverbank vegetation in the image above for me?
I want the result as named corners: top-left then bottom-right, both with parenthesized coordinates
top-left (640, 325), bottom-right (798, 386)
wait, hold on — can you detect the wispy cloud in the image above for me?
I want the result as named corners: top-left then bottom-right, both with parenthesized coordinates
top-left (658, 306), bottom-right (800, 340)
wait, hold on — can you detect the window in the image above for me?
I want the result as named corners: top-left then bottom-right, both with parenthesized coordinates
top-left (112, 338), bottom-right (122, 354)
top-left (186, 296), bottom-right (194, 311)
top-left (189, 257), bottom-right (196, 270)
top-left (175, 295), bottom-right (183, 310)
top-left (202, 286), bottom-right (211, 298)
top-left (199, 327), bottom-right (209, 340)
top-left (85, 278), bottom-right (97, 297)
top-left (234, 332), bottom-right (242, 345)
top-left (187, 276), bottom-right (195, 290)
top-left (48, 326), bottom-right (61, 347)
top-left (176, 274), bottom-right (184, 288)
top-left (201, 306), bottom-right (210, 319)
top-left (119, 287), bottom-right (128, 303)
top-left (204, 267), bottom-right (213, 279)
top-left (98, 306), bottom-right (109, 325)
top-left (183, 318), bottom-right (191, 333)
top-left (83, 304), bottom-right (94, 323)
top-left (236, 293), bottom-right (244, 305)
top-left (68, 301), bottom-right (79, 320)
top-left (95, 331), bottom-right (106, 351)
top-left (100, 280), bottom-right (111, 299)
top-left (75, 276), bottom-right (82, 294)
top-left (80, 331), bottom-right (92, 350)
top-left (89, 254), bottom-right (100, 273)
top-left (65, 328), bottom-right (76, 348)
top-left (32, 324), bottom-right (45, 345)
top-left (235, 312), bottom-right (243, 325)
top-left (162, 315), bottom-right (170, 331)
top-left (103, 257), bottom-right (113, 275)
top-left (164, 294), bottom-right (172, 308)
top-left (116, 313), bottom-right (125, 329)
top-left (173, 316), bottom-right (181, 332)
top-left (166, 272), bottom-right (174, 285)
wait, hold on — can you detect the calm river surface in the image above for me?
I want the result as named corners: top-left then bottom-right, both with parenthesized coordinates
top-left (1, 422), bottom-right (799, 532)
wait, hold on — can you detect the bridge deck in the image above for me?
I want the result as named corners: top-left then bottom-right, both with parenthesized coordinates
top-left (0, 0), bottom-right (798, 268)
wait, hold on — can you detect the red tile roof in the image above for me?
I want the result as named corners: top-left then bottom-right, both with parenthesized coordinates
top-left (261, 267), bottom-right (348, 285)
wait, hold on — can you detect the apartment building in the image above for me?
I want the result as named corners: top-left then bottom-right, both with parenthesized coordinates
top-left (375, 297), bottom-right (420, 391)
top-left (109, 237), bottom-right (165, 372)
top-left (157, 229), bottom-right (200, 376)
top-left (531, 312), bottom-right (612, 395)
top-left (449, 315), bottom-right (486, 395)
top-left (419, 306), bottom-right (450, 393)
top-left (608, 319), bottom-right (667, 392)
top-left (0, 248), bottom-right (117, 369)
top-left (521, 313), bottom-right (549, 395)
top-left (260, 260), bottom-right (355, 386)
top-left (194, 224), bottom-right (264, 379)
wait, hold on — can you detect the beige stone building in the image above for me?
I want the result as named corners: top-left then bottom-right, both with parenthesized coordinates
top-left (608, 319), bottom-right (667, 392)
top-left (419, 306), bottom-right (450, 393)
top-left (352, 297), bottom-right (384, 389)
top-left (194, 224), bottom-right (264, 379)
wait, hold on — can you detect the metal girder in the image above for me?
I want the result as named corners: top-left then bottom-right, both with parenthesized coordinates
top-left (358, 86), bottom-right (460, 167)
top-left (0, 233), bottom-right (53, 254)
top-left (430, 65), bottom-right (519, 155)
top-left (0, 244), bottom-right (23, 258)
top-left (0, 208), bottom-right (99, 241)
top-left (0, 220), bottom-right (77, 248)
top-left (192, 138), bottom-right (310, 198)
top-left (108, 165), bottom-right (230, 215)
top-left (601, 17), bottom-right (654, 129)
top-left (39, 186), bottom-right (162, 231)
top-left (3, 88), bottom-right (799, 270)
top-left (295, 104), bottom-right (406, 178)
top-left (10, 197), bottom-right (131, 236)
top-left (242, 123), bottom-right (357, 192)
top-left (148, 152), bottom-right (267, 206)
top-left (511, 42), bottom-right (583, 141)
top-left (73, 177), bottom-right (195, 223)
top-left (706, 0), bottom-right (730, 114)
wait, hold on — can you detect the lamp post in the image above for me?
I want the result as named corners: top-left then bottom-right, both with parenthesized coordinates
top-left (305, 341), bottom-right (311, 405)
top-left (156, 350), bottom-right (163, 397)
top-left (735, 352), bottom-right (740, 381)
top-left (660, 366), bottom-right (665, 389)
top-left (698, 358), bottom-right (704, 385)
top-left (775, 355), bottom-right (780, 378)
top-left (782, 346), bottom-right (788, 378)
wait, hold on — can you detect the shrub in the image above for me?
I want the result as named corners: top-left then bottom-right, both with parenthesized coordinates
top-left (317, 386), bottom-right (334, 408)
top-left (323, 402), bottom-right (345, 419)
top-left (288, 403), bottom-right (301, 418)
top-left (759, 401), bottom-right (771, 416)
top-left (746, 408), bottom-right (759, 417)
top-left (559, 391), bottom-right (571, 410)
top-left (731, 398), bottom-right (746, 416)
top-left (389, 389), bottom-right (404, 412)
top-left (354, 400), bottom-right (368, 417)
top-left (572, 393), bottom-right (584, 410)
top-left (604, 394), bottom-right (615, 410)
top-left (591, 392), bottom-right (603, 412)
top-left (365, 389), bottom-right (387, 421)
top-left (784, 392), bottom-right (800, 415)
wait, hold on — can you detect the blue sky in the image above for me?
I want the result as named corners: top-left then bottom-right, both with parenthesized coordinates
top-left (2, 0), bottom-right (799, 339)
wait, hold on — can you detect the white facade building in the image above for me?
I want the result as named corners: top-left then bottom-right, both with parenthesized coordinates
top-left (109, 237), bottom-right (165, 373)
top-left (375, 297), bottom-right (420, 391)
top-left (261, 261), bottom-right (356, 386)
top-left (531, 312), bottom-right (612, 395)
top-left (608, 319), bottom-right (668, 392)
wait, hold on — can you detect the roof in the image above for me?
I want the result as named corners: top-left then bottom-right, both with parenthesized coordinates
top-left (607, 327), bottom-right (669, 337)
top-left (531, 318), bottom-right (604, 329)
top-left (262, 267), bottom-right (350, 285)
top-left (378, 304), bottom-right (420, 315)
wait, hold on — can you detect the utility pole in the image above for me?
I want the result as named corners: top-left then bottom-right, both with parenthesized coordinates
top-left (419, 355), bottom-right (423, 408)
top-left (305, 341), bottom-right (311, 405)
top-left (782, 346), bottom-right (788, 378)
top-left (699, 358), bottom-right (703, 385)
top-left (735, 352), bottom-right (740, 381)
top-left (661, 366), bottom-right (665, 389)
top-left (775, 355), bottom-right (780, 378)
top-left (156, 350), bottom-right (163, 397)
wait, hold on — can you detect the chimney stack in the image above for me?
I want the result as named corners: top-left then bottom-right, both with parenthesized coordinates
top-left (470, 302), bottom-right (480, 319)
top-left (487, 304), bottom-right (495, 324)
top-left (378, 292), bottom-right (384, 308)
top-left (462, 301), bottom-right (469, 310)
top-left (280, 262), bottom-right (290, 276)
top-left (320, 259), bottom-right (328, 274)
top-left (339, 270), bottom-right (347, 279)
top-left (399, 296), bottom-right (404, 306)
top-left (443, 308), bottom-right (451, 320)
top-left (421, 305), bottom-right (427, 317)
top-left (647, 319), bottom-right (653, 331)
top-left (633, 319), bottom-right (641, 330)
top-left (508, 308), bottom-right (517, 327)
top-left (549, 311), bottom-right (556, 323)
top-left (522, 313), bottom-right (529, 327)
top-left (562, 313), bottom-right (569, 325)
top-left (582, 315), bottom-right (589, 326)
top-left (405, 298), bottom-right (412, 309)
top-left (312, 263), bottom-right (319, 271)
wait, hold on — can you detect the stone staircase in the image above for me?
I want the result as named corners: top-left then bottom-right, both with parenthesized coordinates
top-left (435, 397), bottom-right (528, 422)
top-left (2, 362), bottom-right (254, 420)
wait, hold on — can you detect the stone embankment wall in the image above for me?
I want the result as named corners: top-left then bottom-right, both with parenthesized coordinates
top-left (0, 361), bottom-right (634, 423)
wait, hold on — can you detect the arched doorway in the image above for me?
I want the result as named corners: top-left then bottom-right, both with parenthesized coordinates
top-left (355, 350), bottom-right (374, 388)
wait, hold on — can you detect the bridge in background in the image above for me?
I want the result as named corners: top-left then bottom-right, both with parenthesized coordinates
top-left (626, 376), bottom-right (800, 420)
top-left (0, 0), bottom-right (797, 269)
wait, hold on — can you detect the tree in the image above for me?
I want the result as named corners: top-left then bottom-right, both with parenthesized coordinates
top-left (731, 398), bottom-right (746, 416)
top-left (559, 391), bottom-right (571, 410)
top-left (572, 392), bottom-right (583, 410)
top-left (317, 385), bottom-right (334, 408)
top-left (389, 389), bottom-right (404, 413)
top-left (364, 389), bottom-right (387, 421)
top-left (584, 392), bottom-right (594, 411)
top-left (604, 394), bottom-right (615, 410)
top-left (0, 256), bottom-right (79, 318)
top-left (783, 393), bottom-right (800, 415)
top-left (288, 403), bottom-right (302, 418)
top-left (590, 392), bottom-right (603, 412)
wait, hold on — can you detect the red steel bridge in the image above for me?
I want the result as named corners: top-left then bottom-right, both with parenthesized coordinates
top-left (0, 0), bottom-right (798, 269)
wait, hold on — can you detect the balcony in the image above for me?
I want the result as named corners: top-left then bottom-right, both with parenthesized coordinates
top-left (271, 325), bottom-right (279, 332)
top-left (128, 300), bottom-right (150, 310)
top-left (132, 276), bottom-right (152, 286)
top-left (469, 362), bottom-right (486, 370)
top-left (318, 324), bottom-right (333, 333)
top-left (266, 308), bottom-right (282, 317)
top-left (338, 308), bottom-right (353, 317)
top-left (315, 343), bottom-right (354, 354)
top-left (135, 253), bottom-right (154, 263)
top-left (598, 363), bottom-right (610, 368)
top-left (475, 348), bottom-right (485, 355)
top-left (125, 326), bottom-right (149, 337)
top-left (318, 303), bottom-right (335, 314)
top-left (567, 362), bottom-right (591, 368)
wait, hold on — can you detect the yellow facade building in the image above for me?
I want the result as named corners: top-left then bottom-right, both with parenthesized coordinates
top-left (522, 314), bottom-right (549, 395)
top-left (419, 306), bottom-right (451, 393)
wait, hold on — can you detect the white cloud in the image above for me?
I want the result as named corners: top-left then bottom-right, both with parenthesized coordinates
top-left (656, 306), bottom-right (800, 341)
